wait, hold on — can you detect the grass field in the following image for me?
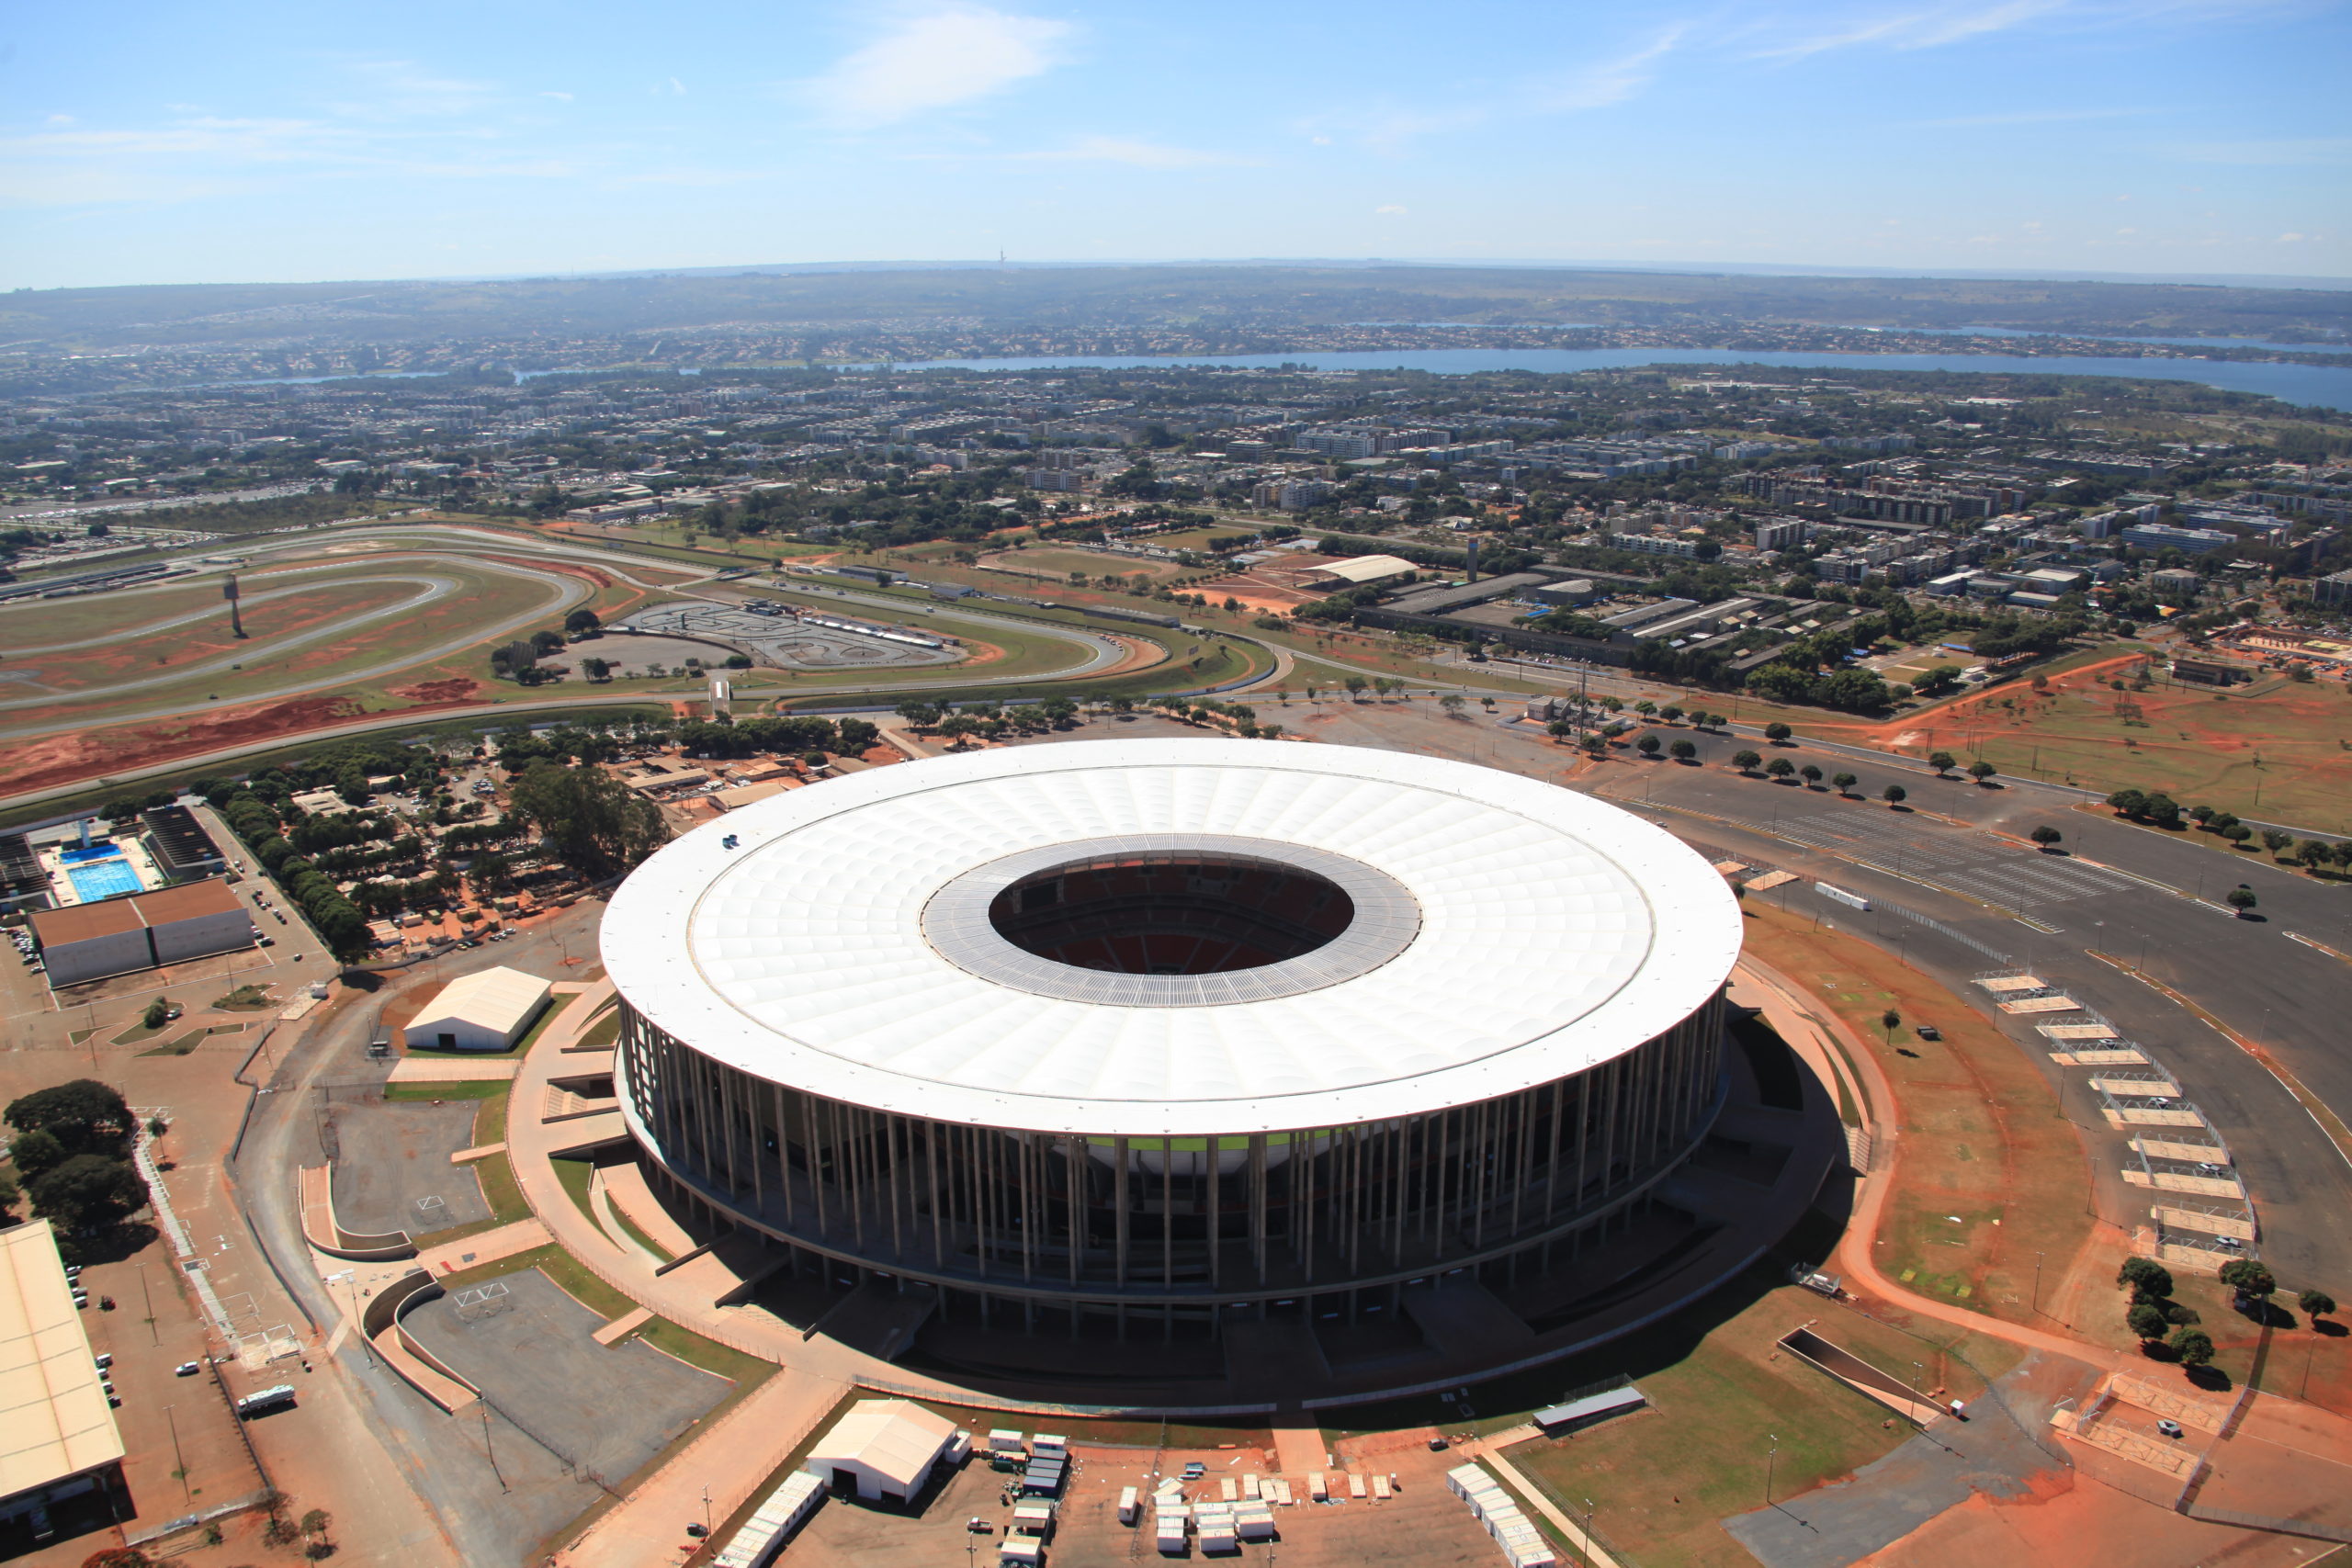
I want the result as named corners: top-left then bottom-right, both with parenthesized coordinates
top-left (1853, 652), bottom-right (2352, 834)
top-left (1498, 1279), bottom-right (2020, 1568)
top-left (1738, 900), bottom-right (2095, 1326)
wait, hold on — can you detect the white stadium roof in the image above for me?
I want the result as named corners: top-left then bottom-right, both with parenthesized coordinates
top-left (602, 738), bottom-right (1741, 1138)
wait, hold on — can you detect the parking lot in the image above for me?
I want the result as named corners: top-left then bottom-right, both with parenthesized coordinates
top-left (323, 1096), bottom-right (490, 1239)
top-left (780, 1435), bottom-right (1510, 1568)
top-left (401, 1269), bottom-right (731, 1487)
top-left (612, 602), bottom-right (960, 671)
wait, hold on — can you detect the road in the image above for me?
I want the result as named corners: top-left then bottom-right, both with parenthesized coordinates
top-left (232, 906), bottom-right (611, 1568)
top-left (1551, 716), bottom-right (2352, 1284)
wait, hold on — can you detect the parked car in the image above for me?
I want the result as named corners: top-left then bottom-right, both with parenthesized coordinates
top-left (1914, 1024), bottom-right (1941, 1041)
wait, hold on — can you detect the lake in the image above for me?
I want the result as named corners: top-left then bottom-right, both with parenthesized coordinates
top-left (871, 347), bottom-right (2352, 411)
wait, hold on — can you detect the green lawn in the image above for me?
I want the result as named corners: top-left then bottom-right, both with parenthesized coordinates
top-left (383, 1079), bottom-right (507, 1101)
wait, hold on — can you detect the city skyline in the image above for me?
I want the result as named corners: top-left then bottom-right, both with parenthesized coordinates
top-left (4, 0), bottom-right (2346, 290)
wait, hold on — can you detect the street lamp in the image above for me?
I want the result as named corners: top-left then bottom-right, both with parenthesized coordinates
top-left (1763, 1433), bottom-right (1778, 1506)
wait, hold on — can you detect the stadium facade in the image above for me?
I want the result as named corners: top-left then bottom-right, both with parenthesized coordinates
top-left (604, 739), bottom-right (1742, 1337)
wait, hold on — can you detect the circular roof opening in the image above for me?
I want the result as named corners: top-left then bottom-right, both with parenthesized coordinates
top-left (922, 833), bottom-right (1421, 1008)
top-left (988, 851), bottom-right (1355, 976)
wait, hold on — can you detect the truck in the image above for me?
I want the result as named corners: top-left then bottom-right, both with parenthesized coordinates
top-left (234, 1384), bottom-right (297, 1418)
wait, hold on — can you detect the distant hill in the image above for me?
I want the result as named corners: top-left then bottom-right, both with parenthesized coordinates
top-left (6, 263), bottom-right (2346, 351)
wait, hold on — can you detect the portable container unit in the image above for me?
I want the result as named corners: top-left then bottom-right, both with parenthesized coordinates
top-left (1371, 1474), bottom-right (1393, 1500)
top-left (989, 1428), bottom-right (1027, 1456)
top-left (1031, 1433), bottom-right (1069, 1457)
top-left (1349, 1473), bottom-right (1368, 1499)
top-left (1236, 1506), bottom-right (1277, 1540)
top-left (1011, 1503), bottom-right (1056, 1539)
top-left (1218, 1477), bottom-right (1238, 1502)
top-left (1241, 1474), bottom-right (1261, 1500)
top-left (1154, 1510), bottom-right (1189, 1554)
top-left (1309, 1472), bottom-right (1328, 1502)
top-left (998, 1537), bottom-right (1042, 1567)
top-left (1118, 1486), bottom-right (1140, 1524)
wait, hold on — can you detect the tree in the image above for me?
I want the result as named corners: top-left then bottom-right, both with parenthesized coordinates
top-left (8, 1128), bottom-right (66, 1180)
top-left (6, 1079), bottom-right (134, 1158)
top-left (1440, 694), bottom-right (1467, 717)
top-left (1969, 761), bottom-right (1998, 784)
top-left (2299, 1289), bottom-right (2337, 1320)
top-left (142, 998), bottom-right (172, 1031)
top-left (1928, 751), bottom-right (1957, 775)
top-left (1764, 722), bottom-right (1792, 744)
top-left (1669, 739), bottom-right (1697, 761)
top-left (300, 1507), bottom-right (333, 1546)
top-left (1800, 764), bottom-right (1823, 787)
top-left (1731, 749), bottom-right (1763, 773)
top-left (2218, 1259), bottom-right (2277, 1302)
top-left (2169, 1328), bottom-right (2215, 1367)
top-left (2030, 826), bottom-right (2063, 851)
top-left (895, 700), bottom-right (944, 730)
top-left (1880, 1008), bottom-right (1901, 1044)
top-left (28, 1154), bottom-right (148, 1232)
top-left (1765, 758), bottom-right (1794, 779)
top-left (1634, 700), bottom-right (1657, 717)
top-left (564, 608), bottom-right (600, 635)
top-left (2119, 1257), bottom-right (2174, 1301)
top-left (1882, 784), bottom-right (1907, 807)
top-left (2261, 828), bottom-right (2291, 854)
top-left (580, 656), bottom-right (611, 682)
top-left (1344, 675), bottom-right (1369, 702)
top-left (2127, 1303), bottom-right (2171, 1341)
top-left (0, 1168), bottom-right (17, 1224)
top-left (2107, 787), bottom-right (2148, 818)
top-left (1659, 705), bottom-right (1684, 723)
top-left (1831, 772), bottom-right (1857, 795)
top-left (1636, 733), bottom-right (1661, 757)
top-left (2225, 886), bottom-right (2258, 916)
top-left (504, 763), bottom-right (667, 882)
top-left (1915, 664), bottom-right (1963, 696)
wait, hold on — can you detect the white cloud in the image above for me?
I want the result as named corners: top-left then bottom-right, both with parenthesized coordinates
top-left (802, 6), bottom-right (1071, 129)
top-left (539, 91), bottom-right (574, 102)
top-left (1375, 204), bottom-right (1408, 215)
top-left (1531, 25), bottom-right (1688, 112)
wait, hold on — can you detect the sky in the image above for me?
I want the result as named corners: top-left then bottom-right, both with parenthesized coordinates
top-left (3, 0), bottom-right (2347, 290)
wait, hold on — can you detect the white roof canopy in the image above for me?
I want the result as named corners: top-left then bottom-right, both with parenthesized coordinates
top-left (603, 739), bottom-right (1739, 1137)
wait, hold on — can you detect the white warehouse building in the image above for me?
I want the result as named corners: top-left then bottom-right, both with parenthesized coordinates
top-left (405, 966), bottom-right (553, 1053)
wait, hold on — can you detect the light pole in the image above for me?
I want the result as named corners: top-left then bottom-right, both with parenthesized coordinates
top-left (2033, 1251), bottom-right (2044, 1315)
top-left (165, 1403), bottom-right (190, 1504)
top-left (1909, 1361), bottom-right (1925, 1420)
top-left (1763, 1433), bottom-right (1778, 1506)
top-left (1583, 1498), bottom-right (1597, 1568)
top-left (136, 1261), bottom-right (158, 1347)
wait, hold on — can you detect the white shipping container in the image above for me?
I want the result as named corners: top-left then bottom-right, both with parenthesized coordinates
top-left (1118, 1486), bottom-right (1140, 1524)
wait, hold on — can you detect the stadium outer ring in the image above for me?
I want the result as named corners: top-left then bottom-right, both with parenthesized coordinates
top-left (605, 736), bottom-right (1743, 1324)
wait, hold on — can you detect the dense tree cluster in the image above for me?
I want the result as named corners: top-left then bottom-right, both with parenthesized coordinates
top-left (4, 1079), bottom-right (148, 1240)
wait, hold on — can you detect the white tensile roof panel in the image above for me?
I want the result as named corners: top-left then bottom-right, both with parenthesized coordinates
top-left (603, 739), bottom-right (1741, 1137)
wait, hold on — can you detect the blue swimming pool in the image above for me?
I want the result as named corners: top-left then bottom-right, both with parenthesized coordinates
top-left (59, 843), bottom-right (122, 865)
top-left (67, 859), bottom-right (144, 901)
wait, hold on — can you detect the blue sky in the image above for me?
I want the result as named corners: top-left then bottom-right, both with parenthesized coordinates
top-left (3, 0), bottom-right (2346, 289)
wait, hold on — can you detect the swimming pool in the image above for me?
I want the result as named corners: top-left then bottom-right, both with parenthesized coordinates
top-left (67, 859), bottom-right (144, 901)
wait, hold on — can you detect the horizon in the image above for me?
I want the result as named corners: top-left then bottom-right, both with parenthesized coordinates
top-left (6, 0), bottom-right (2346, 291)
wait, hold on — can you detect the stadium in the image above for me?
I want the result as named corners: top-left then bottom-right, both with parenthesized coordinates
top-left (602, 738), bottom-right (1747, 1359)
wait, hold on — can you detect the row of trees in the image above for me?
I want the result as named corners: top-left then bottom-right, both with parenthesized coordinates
top-left (2107, 789), bottom-right (2350, 871)
top-left (218, 792), bottom-right (374, 960)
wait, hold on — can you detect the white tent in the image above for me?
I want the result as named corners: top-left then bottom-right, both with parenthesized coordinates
top-left (803, 1399), bottom-right (957, 1505)
top-left (406, 966), bottom-right (552, 1053)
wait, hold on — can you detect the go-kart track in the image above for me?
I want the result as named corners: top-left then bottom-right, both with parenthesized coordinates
top-left (611, 600), bottom-right (966, 670)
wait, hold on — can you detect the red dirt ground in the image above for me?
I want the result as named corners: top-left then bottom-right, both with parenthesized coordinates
top-left (386, 675), bottom-right (485, 703)
top-left (0, 688), bottom-right (482, 796)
